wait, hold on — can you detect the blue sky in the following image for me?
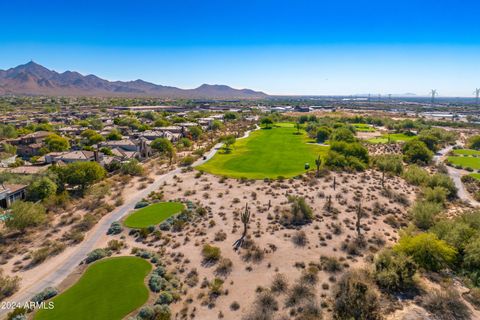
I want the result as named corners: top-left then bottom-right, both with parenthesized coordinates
top-left (1, 0), bottom-right (479, 96)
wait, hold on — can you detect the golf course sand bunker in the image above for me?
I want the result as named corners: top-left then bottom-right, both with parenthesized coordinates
top-left (197, 123), bottom-right (327, 179)
top-left (35, 256), bottom-right (151, 320)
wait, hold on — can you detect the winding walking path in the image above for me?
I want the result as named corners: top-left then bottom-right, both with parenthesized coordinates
top-left (0, 127), bottom-right (258, 317)
top-left (434, 145), bottom-right (480, 207)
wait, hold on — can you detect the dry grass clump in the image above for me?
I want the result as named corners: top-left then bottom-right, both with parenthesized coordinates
top-left (215, 258), bottom-right (233, 277)
top-left (270, 273), bottom-right (289, 294)
top-left (421, 289), bottom-right (471, 320)
top-left (292, 230), bottom-right (308, 247)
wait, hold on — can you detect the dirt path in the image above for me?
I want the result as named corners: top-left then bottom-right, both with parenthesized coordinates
top-left (434, 145), bottom-right (480, 207)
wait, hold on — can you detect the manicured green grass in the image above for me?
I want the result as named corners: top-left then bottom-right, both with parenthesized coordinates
top-left (453, 149), bottom-right (480, 156)
top-left (447, 156), bottom-right (480, 170)
top-left (124, 202), bottom-right (184, 228)
top-left (197, 123), bottom-right (328, 179)
top-left (468, 173), bottom-right (480, 180)
top-left (35, 256), bottom-right (151, 320)
top-left (367, 133), bottom-right (416, 144)
top-left (353, 123), bottom-right (375, 132)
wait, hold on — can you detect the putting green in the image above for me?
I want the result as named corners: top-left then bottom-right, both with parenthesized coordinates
top-left (447, 156), bottom-right (480, 170)
top-left (124, 202), bottom-right (184, 228)
top-left (197, 123), bottom-right (328, 179)
top-left (35, 256), bottom-right (151, 320)
top-left (468, 173), bottom-right (480, 181)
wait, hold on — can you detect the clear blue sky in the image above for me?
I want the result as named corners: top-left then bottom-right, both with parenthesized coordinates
top-left (1, 0), bottom-right (479, 96)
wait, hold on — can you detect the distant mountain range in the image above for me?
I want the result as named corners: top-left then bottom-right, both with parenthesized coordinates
top-left (0, 61), bottom-right (268, 99)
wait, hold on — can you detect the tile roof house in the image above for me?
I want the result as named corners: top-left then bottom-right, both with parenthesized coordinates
top-left (0, 183), bottom-right (27, 208)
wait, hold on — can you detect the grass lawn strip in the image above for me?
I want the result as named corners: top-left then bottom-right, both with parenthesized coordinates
top-left (35, 256), bottom-right (151, 320)
top-left (124, 202), bottom-right (184, 228)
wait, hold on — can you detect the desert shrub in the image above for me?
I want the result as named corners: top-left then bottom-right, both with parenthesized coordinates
top-left (202, 244), bottom-right (221, 263)
top-left (373, 249), bottom-right (417, 292)
top-left (281, 196), bottom-right (313, 226)
top-left (332, 269), bottom-right (381, 320)
top-left (152, 304), bottom-right (171, 320)
top-left (431, 220), bottom-right (476, 252)
top-left (464, 236), bottom-right (480, 272)
top-left (180, 156), bottom-right (195, 167)
top-left (372, 154), bottom-right (403, 175)
top-left (296, 301), bottom-right (323, 320)
top-left (85, 248), bottom-right (109, 263)
top-left (325, 142), bottom-right (369, 171)
top-left (5, 201), bottom-right (46, 231)
top-left (402, 165), bottom-right (430, 186)
top-left (31, 287), bottom-right (58, 303)
top-left (0, 269), bottom-right (20, 301)
top-left (320, 256), bottom-right (344, 273)
top-left (402, 140), bottom-right (433, 165)
top-left (270, 273), bottom-right (288, 294)
top-left (465, 287), bottom-right (480, 310)
top-left (292, 230), bottom-right (308, 247)
top-left (107, 221), bottom-right (123, 235)
top-left (300, 266), bottom-right (319, 286)
top-left (215, 258), bottom-right (233, 276)
top-left (421, 290), bottom-right (471, 320)
top-left (119, 159), bottom-right (144, 176)
top-left (156, 291), bottom-right (174, 305)
top-left (423, 186), bottom-right (448, 205)
top-left (427, 173), bottom-right (457, 199)
top-left (135, 201), bottom-right (149, 209)
top-left (410, 200), bottom-right (443, 230)
top-left (149, 274), bottom-right (168, 293)
top-left (394, 233), bottom-right (456, 271)
top-left (285, 282), bottom-right (315, 307)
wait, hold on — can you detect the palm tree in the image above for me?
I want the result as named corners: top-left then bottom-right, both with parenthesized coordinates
top-left (233, 203), bottom-right (250, 250)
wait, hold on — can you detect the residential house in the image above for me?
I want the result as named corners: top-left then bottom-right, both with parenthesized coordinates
top-left (0, 184), bottom-right (27, 208)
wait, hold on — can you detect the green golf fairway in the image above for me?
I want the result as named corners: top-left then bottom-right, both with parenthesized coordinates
top-left (35, 256), bottom-right (151, 320)
top-left (353, 123), bottom-right (375, 132)
top-left (448, 156), bottom-right (480, 170)
top-left (468, 173), bottom-right (480, 180)
top-left (124, 202), bottom-right (184, 228)
top-left (367, 133), bottom-right (416, 144)
top-left (453, 149), bottom-right (480, 156)
top-left (197, 123), bottom-right (328, 179)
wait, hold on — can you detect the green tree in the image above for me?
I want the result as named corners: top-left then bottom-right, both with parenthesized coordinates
top-left (5, 201), bottom-right (46, 231)
top-left (56, 161), bottom-right (106, 190)
top-left (119, 159), bottom-right (144, 176)
top-left (394, 233), bottom-right (457, 271)
top-left (316, 126), bottom-right (332, 143)
top-left (330, 127), bottom-right (355, 143)
top-left (151, 138), bottom-right (175, 164)
top-left (106, 129), bottom-right (122, 141)
top-left (27, 177), bottom-right (57, 201)
top-left (221, 135), bottom-right (236, 152)
top-left (188, 126), bottom-right (203, 141)
top-left (81, 129), bottom-right (105, 146)
top-left (467, 135), bottom-right (480, 150)
top-left (224, 112), bottom-right (237, 121)
top-left (333, 270), bottom-right (381, 320)
top-left (374, 249), bottom-right (417, 292)
top-left (260, 117), bottom-right (273, 129)
top-left (210, 120), bottom-right (223, 131)
top-left (402, 140), bottom-right (433, 165)
top-left (45, 134), bottom-right (70, 152)
top-left (0, 124), bottom-right (18, 138)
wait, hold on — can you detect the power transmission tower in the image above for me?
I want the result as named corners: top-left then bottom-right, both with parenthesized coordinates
top-left (474, 88), bottom-right (480, 106)
top-left (430, 89), bottom-right (438, 105)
